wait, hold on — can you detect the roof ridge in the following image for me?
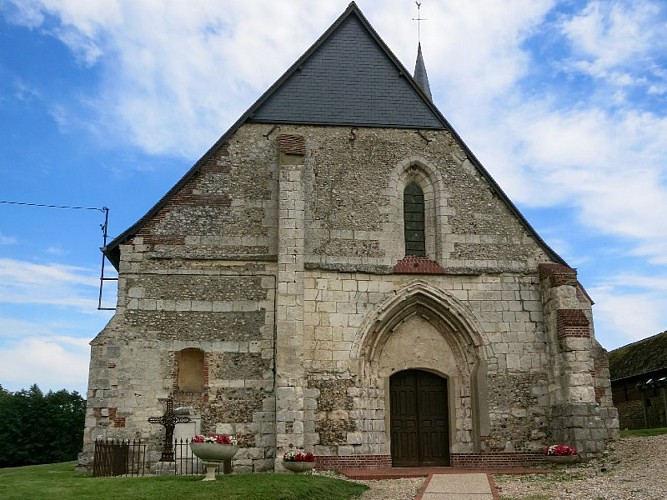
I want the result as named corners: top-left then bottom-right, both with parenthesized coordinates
top-left (609, 330), bottom-right (667, 353)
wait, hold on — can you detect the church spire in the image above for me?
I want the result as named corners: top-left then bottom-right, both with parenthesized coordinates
top-left (414, 42), bottom-right (432, 101)
top-left (412, 2), bottom-right (432, 101)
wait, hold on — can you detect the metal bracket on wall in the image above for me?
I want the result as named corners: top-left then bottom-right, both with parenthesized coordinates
top-left (98, 206), bottom-right (118, 310)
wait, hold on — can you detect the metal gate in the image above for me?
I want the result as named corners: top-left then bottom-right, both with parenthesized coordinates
top-left (93, 439), bottom-right (147, 477)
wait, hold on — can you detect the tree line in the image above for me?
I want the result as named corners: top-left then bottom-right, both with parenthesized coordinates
top-left (0, 384), bottom-right (86, 468)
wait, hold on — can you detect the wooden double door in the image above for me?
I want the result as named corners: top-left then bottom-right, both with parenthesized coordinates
top-left (390, 370), bottom-right (450, 466)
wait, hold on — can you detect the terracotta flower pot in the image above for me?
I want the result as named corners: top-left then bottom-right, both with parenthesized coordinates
top-left (282, 460), bottom-right (316, 473)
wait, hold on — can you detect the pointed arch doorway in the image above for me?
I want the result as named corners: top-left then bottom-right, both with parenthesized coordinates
top-left (390, 369), bottom-right (450, 466)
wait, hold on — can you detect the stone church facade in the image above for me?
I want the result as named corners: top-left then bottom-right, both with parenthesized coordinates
top-left (80, 3), bottom-right (619, 472)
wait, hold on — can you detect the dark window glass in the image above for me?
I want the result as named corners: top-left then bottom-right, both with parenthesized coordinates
top-left (404, 182), bottom-right (425, 256)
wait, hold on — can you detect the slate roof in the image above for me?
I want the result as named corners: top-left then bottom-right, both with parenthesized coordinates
top-left (102, 2), bottom-right (566, 270)
top-left (608, 331), bottom-right (667, 381)
top-left (252, 12), bottom-right (442, 128)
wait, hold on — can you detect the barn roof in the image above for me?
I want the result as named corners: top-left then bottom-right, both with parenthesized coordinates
top-left (102, 2), bottom-right (566, 270)
top-left (608, 331), bottom-right (667, 381)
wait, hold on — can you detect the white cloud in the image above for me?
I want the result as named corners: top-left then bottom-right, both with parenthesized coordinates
top-left (0, 257), bottom-right (99, 310)
top-left (589, 280), bottom-right (667, 350)
top-left (4, 0), bottom-right (343, 157)
top-left (489, 104), bottom-right (667, 266)
top-left (0, 307), bottom-right (113, 394)
top-left (1, 0), bottom-right (45, 27)
top-left (0, 335), bottom-right (90, 394)
top-left (405, 0), bottom-right (555, 107)
top-left (0, 232), bottom-right (17, 245)
top-left (559, 0), bottom-right (664, 78)
top-left (2, 0), bottom-right (558, 157)
top-left (45, 245), bottom-right (68, 256)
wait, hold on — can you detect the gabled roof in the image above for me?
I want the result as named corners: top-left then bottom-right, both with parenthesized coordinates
top-left (103, 1), bottom-right (566, 270)
top-left (252, 9), bottom-right (442, 128)
top-left (609, 331), bottom-right (667, 381)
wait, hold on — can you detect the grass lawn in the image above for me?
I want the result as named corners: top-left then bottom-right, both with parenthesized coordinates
top-left (0, 462), bottom-right (368, 500)
top-left (620, 427), bottom-right (667, 438)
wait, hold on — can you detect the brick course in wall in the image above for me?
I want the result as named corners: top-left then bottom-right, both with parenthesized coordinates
top-left (316, 454), bottom-right (392, 470)
top-left (538, 263), bottom-right (578, 287)
top-left (393, 256), bottom-right (446, 274)
top-left (451, 452), bottom-right (545, 468)
top-left (556, 309), bottom-right (590, 339)
top-left (278, 134), bottom-right (306, 155)
top-left (315, 452), bottom-right (546, 470)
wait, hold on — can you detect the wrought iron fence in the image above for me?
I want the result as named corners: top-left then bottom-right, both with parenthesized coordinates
top-left (93, 439), bottom-right (147, 477)
top-left (93, 438), bottom-right (208, 477)
top-left (173, 438), bottom-right (206, 475)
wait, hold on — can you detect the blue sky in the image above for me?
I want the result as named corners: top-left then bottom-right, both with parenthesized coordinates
top-left (1, 0), bottom-right (666, 396)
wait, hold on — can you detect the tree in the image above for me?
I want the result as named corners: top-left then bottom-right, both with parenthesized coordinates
top-left (0, 385), bottom-right (86, 467)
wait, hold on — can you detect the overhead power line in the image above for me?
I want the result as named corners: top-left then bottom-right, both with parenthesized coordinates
top-left (0, 198), bottom-right (115, 310)
top-left (0, 199), bottom-right (106, 212)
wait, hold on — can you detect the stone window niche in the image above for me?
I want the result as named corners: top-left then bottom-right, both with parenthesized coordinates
top-left (177, 348), bottom-right (205, 392)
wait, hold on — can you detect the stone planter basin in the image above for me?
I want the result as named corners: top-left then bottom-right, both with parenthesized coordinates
top-left (190, 442), bottom-right (239, 462)
top-left (190, 443), bottom-right (239, 481)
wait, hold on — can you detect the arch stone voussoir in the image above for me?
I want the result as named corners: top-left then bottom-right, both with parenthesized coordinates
top-left (354, 280), bottom-right (483, 365)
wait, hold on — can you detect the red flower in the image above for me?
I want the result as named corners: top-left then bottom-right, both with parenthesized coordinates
top-left (544, 444), bottom-right (577, 456)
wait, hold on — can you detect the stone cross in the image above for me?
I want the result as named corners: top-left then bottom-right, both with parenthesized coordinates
top-left (148, 398), bottom-right (191, 462)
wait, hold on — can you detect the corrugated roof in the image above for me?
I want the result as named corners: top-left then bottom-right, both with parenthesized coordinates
top-left (608, 331), bottom-right (667, 381)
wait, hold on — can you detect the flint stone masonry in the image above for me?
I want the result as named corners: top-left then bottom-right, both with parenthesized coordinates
top-left (80, 120), bottom-right (618, 472)
top-left (81, 53), bottom-right (617, 471)
top-left (308, 376), bottom-right (357, 447)
top-left (128, 275), bottom-right (268, 301)
top-left (124, 311), bottom-right (266, 342)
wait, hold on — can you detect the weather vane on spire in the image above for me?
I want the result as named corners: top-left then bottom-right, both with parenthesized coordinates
top-left (413, 1), bottom-right (427, 44)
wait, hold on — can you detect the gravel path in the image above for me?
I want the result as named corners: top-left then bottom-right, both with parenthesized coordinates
top-left (495, 434), bottom-right (667, 500)
top-left (346, 434), bottom-right (666, 499)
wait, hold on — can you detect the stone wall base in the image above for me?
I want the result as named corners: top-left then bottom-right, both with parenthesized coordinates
top-left (551, 403), bottom-right (620, 458)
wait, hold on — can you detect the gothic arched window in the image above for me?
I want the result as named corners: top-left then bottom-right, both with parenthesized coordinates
top-left (404, 182), bottom-right (426, 256)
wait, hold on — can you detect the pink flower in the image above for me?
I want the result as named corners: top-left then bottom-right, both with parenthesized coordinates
top-left (192, 433), bottom-right (238, 446)
top-left (283, 449), bottom-right (316, 462)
